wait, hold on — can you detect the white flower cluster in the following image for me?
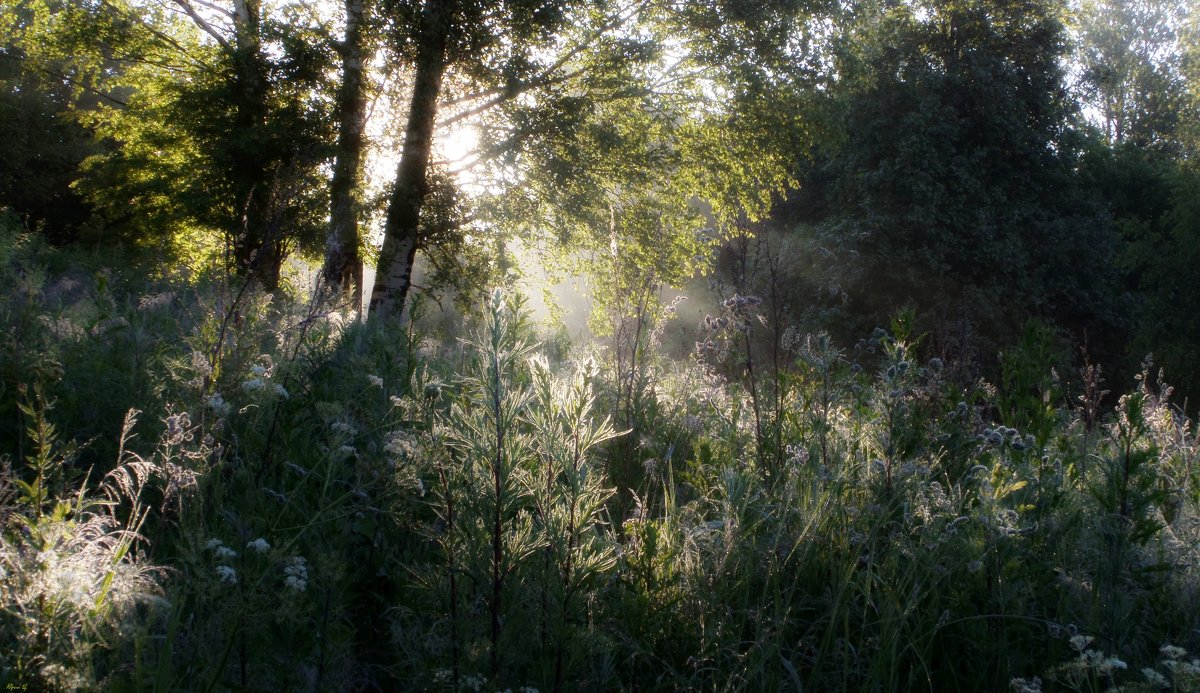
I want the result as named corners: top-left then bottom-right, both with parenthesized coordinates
top-left (246, 537), bottom-right (270, 554)
top-left (207, 538), bottom-right (237, 562)
top-left (207, 392), bottom-right (231, 417)
top-left (1162, 658), bottom-right (1200, 677)
top-left (384, 430), bottom-right (418, 460)
top-left (215, 564), bottom-right (237, 585)
top-left (241, 357), bottom-right (286, 397)
top-left (1068, 634), bottom-right (1127, 677)
top-left (1142, 667), bottom-right (1169, 689)
top-left (1159, 644), bottom-right (1200, 681)
top-left (1080, 649), bottom-right (1127, 675)
top-left (368, 374), bottom-right (383, 388)
top-left (283, 556), bottom-right (308, 592)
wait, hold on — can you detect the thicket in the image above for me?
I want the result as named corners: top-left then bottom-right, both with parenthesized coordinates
top-left (2, 217), bottom-right (1199, 692)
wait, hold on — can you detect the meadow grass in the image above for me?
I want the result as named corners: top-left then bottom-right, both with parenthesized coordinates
top-left (1, 230), bottom-right (1198, 691)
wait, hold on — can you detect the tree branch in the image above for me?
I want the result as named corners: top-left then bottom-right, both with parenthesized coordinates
top-left (169, 0), bottom-right (231, 51)
top-left (435, 0), bottom-right (654, 127)
top-left (0, 53), bottom-right (129, 107)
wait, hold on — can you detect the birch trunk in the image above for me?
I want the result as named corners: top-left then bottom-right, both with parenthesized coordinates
top-left (369, 0), bottom-right (454, 320)
top-left (321, 0), bottom-right (370, 307)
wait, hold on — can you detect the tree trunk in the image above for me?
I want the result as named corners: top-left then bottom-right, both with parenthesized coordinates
top-left (322, 0), bottom-right (371, 308)
top-left (229, 0), bottom-right (281, 290)
top-left (369, 0), bottom-right (454, 320)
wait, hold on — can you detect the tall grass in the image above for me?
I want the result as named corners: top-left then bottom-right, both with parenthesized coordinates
top-left (1, 231), bottom-right (1199, 690)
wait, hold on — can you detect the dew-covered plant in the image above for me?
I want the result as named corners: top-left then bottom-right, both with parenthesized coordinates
top-left (1, 404), bottom-right (164, 690)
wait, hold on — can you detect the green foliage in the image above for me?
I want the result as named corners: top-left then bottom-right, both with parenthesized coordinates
top-left (1, 243), bottom-right (1199, 690)
top-left (7, 1), bottom-right (1200, 689)
top-left (770, 0), bottom-right (1124, 367)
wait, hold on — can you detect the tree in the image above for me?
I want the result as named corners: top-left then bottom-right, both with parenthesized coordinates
top-left (366, 0), bottom-right (819, 322)
top-left (320, 0), bottom-right (377, 306)
top-left (1071, 0), bottom-right (1190, 153)
top-left (0, 33), bottom-right (96, 242)
top-left (10, 0), bottom-right (337, 284)
top-left (158, 0), bottom-right (335, 288)
top-left (775, 0), bottom-right (1124, 362)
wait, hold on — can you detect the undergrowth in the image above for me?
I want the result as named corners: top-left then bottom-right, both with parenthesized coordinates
top-left (1, 230), bottom-right (1198, 691)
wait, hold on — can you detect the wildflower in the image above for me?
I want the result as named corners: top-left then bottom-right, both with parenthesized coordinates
top-left (389, 395), bottom-right (404, 407)
top-left (242, 378), bottom-right (265, 392)
top-left (1164, 659), bottom-right (1195, 676)
top-left (367, 374), bottom-right (383, 388)
top-left (331, 421), bottom-right (357, 436)
top-left (384, 431), bottom-right (417, 459)
top-left (216, 565), bottom-right (238, 585)
top-left (1142, 668), bottom-right (1169, 688)
top-left (206, 538), bottom-right (224, 550)
top-left (1009, 676), bottom-right (1043, 693)
top-left (283, 556), bottom-right (308, 592)
top-left (191, 350), bottom-right (214, 378)
top-left (165, 412), bottom-right (194, 445)
top-left (250, 364), bottom-right (268, 377)
top-left (246, 538), bottom-right (270, 554)
top-left (214, 546), bottom-right (237, 562)
top-left (338, 445), bottom-right (356, 456)
top-left (207, 393), bottom-right (231, 416)
top-left (1097, 656), bottom-right (1127, 675)
top-left (274, 384), bottom-right (289, 399)
top-left (1161, 645), bottom-right (1187, 660)
top-left (1069, 634), bottom-right (1094, 652)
